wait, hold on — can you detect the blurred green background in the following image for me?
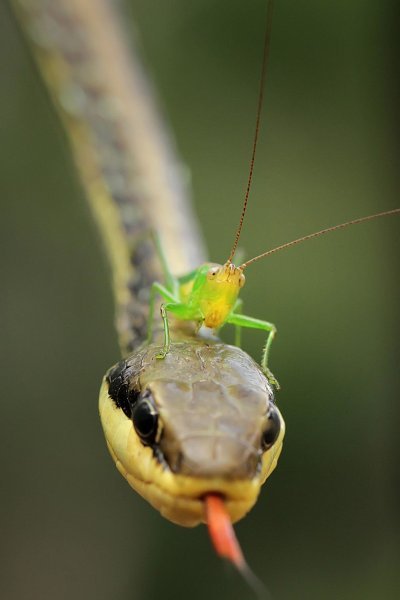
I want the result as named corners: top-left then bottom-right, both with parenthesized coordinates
top-left (0, 1), bottom-right (399, 599)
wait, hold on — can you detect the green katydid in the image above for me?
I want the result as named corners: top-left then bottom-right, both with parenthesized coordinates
top-left (147, 1), bottom-right (400, 389)
top-left (147, 206), bottom-right (399, 389)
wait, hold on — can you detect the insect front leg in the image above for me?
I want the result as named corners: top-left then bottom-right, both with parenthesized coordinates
top-left (157, 301), bottom-right (203, 359)
top-left (226, 312), bottom-right (279, 389)
top-left (147, 282), bottom-right (177, 344)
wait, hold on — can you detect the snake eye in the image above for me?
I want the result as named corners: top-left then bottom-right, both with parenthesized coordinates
top-left (262, 405), bottom-right (281, 449)
top-left (132, 398), bottom-right (158, 444)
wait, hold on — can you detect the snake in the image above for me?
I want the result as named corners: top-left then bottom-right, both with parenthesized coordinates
top-left (12, 0), bottom-right (285, 558)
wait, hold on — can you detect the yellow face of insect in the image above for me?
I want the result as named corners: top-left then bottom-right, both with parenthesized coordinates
top-left (207, 262), bottom-right (246, 287)
top-left (201, 263), bottom-right (245, 329)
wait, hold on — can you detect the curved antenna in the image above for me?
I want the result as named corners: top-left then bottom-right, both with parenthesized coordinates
top-left (240, 208), bottom-right (400, 269)
top-left (227, 0), bottom-right (275, 263)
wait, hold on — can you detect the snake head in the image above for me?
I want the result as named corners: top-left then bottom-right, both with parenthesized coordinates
top-left (100, 340), bottom-right (285, 527)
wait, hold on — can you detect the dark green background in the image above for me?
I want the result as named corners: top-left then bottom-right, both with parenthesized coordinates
top-left (0, 1), bottom-right (399, 599)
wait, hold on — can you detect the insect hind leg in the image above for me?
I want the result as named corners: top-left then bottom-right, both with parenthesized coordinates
top-left (226, 312), bottom-right (280, 389)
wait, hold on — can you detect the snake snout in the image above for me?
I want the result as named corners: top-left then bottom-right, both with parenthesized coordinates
top-left (164, 433), bottom-right (260, 479)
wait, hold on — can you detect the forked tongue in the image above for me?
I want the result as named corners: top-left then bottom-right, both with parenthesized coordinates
top-left (205, 494), bottom-right (270, 599)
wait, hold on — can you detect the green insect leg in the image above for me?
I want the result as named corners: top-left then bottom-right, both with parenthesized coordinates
top-left (157, 302), bottom-right (202, 359)
top-left (151, 232), bottom-right (179, 296)
top-left (226, 313), bottom-right (280, 389)
top-left (147, 282), bottom-right (177, 344)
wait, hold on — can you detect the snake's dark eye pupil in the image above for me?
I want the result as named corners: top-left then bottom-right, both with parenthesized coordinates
top-left (262, 406), bottom-right (281, 449)
top-left (132, 400), bottom-right (158, 443)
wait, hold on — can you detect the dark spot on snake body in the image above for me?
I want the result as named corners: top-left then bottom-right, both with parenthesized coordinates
top-left (107, 360), bottom-right (134, 418)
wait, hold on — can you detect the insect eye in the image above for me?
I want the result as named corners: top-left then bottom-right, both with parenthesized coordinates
top-left (262, 405), bottom-right (281, 449)
top-left (132, 398), bottom-right (158, 444)
top-left (207, 266), bottom-right (220, 279)
top-left (238, 272), bottom-right (246, 288)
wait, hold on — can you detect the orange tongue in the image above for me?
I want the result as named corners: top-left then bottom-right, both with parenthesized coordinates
top-left (206, 495), bottom-right (268, 598)
top-left (205, 494), bottom-right (245, 570)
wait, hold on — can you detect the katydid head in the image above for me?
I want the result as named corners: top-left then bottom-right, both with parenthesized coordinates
top-left (207, 263), bottom-right (245, 289)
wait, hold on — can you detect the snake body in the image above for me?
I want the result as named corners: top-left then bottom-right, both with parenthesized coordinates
top-left (13, 0), bottom-right (285, 528)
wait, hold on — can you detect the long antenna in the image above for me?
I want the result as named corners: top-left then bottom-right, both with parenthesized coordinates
top-left (240, 208), bottom-right (400, 269)
top-left (227, 0), bottom-right (275, 263)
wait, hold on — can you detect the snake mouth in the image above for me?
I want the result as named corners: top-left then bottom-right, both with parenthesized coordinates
top-left (132, 468), bottom-right (260, 528)
top-left (107, 438), bottom-right (261, 527)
